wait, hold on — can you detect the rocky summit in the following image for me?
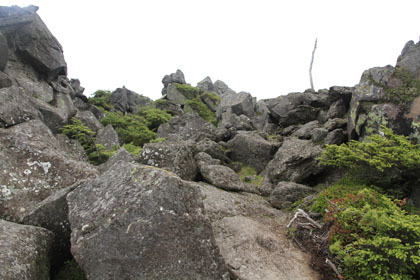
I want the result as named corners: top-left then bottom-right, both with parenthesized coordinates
top-left (1, 5), bottom-right (420, 280)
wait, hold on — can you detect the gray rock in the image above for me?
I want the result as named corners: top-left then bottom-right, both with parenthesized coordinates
top-left (195, 152), bottom-right (221, 166)
top-left (196, 138), bottom-right (228, 163)
top-left (72, 96), bottom-right (90, 110)
top-left (50, 75), bottom-right (73, 95)
top-left (55, 134), bottom-right (88, 162)
top-left (199, 182), bottom-right (320, 280)
top-left (264, 138), bottom-right (324, 185)
top-left (199, 163), bottom-right (246, 192)
top-left (165, 82), bottom-right (188, 104)
top-left (326, 99), bottom-right (347, 120)
top-left (217, 91), bottom-right (255, 119)
top-left (227, 131), bottom-right (277, 173)
top-left (96, 124), bottom-right (119, 149)
top-left (397, 40), bottom-right (420, 79)
top-left (158, 113), bottom-right (219, 142)
top-left (75, 110), bottom-right (103, 132)
top-left (200, 92), bottom-right (220, 112)
top-left (0, 219), bottom-right (53, 280)
top-left (154, 98), bottom-right (184, 116)
top-left (67, 161), bottom-right (229, 280)
top-left (214, 80), bottom-right (236, 96)
top-left (269, 181), bottom-right (314, 209)
top-left (89, 105), bottom-right (106, 120)
top-left (98, 147), bottom-right (136, 174)
top-left (139, 140), bottom-right (198, 181)
top-left (291, 120), bottom-right (321, 140)
top-left (323, 118), bottom-right (347, 131)
top-left (109, 86), bottom-right (152, 114)
top-left (15, 14), bottom-right (67, 80)
top-left (161, 69), bottom-right (186, 95)
top-left (20, 182), bottom-right (84, 268)
top-left (0, 120), bottom-right (98, 222)
top-left (312, 127), bottom-right (329, 142)
top-left (70, 78), bottom-right (85, 98)
top-left (197, 76), bottom-right (214, 92)
top-left (325, 128), bottom-right (345, 145)
top-left (0, 31), bottom-right (8, 71)
top-left (219, 112), bottom-right (255, 131)
top-left (0, 86), bottom-right (40, 127)
top-left (0, 71), bottom-right (12, 88)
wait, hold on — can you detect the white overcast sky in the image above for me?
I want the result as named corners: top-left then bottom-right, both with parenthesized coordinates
top-left (3, 0), bottom-right (420, 100)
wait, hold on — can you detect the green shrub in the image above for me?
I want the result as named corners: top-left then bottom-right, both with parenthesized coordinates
top-left (319, 126), bottom-right (420, 189)
top-left (88, 144), bottom-right (118, 165)
top-left (122, 143), bottom-right (142, 157)
top-left (174, 83), bottom-right (200, 99)
top-left (326, 188), bottom-right (420, 280)
top-left (185, 98), bottom-right (217, 125)
top-left (150, 137), bottom-right (166, 143)
top-left (137, 107), bottom-right (171, 131)
top-left (88, 90), bottom-right (114, 111)
top-left (200, 91), bottom-right (221, 102)
top-left (100, 112), bottom-right (156, 146)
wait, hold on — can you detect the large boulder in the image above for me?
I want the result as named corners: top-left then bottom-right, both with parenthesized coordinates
top-left (139, 140), bottom-right (198, 181)
top-left (217, 91), bottom-right (256, 119)
top-left (227, 131), bottom-right (278, 173)
top-left (157, 113), bottom-right (219, 142)
top-left (75, 109), bottom-right (103, 132)
top-left (197, 76), bottom-right (214, 92)
top-left (214, 80), bottom-right (236, 96)
top-left (0, 6), bottom-right (67, 81)
top-left (198, 162), bottom-right (247, 192)
top-left (0, 120), bottom-right (98, 222)
top-left (161, 69), bottom-right (186, 95)
top-left (109, 86), bottom-right (152, 114)
top-left (269, 181), bottom-right (315, 209)
top-left (263, 138), bottom-right (324, 185)
top-left (67, 161), bottom-right (229, 280)
top-left (199, 182), bottom-right (320, 280)
top-left (397, 40), bottom-right (420, 79)
top-left (0, 219), bottom-right (54, 280)
top-left (95, 124), bottom-right (119, 149)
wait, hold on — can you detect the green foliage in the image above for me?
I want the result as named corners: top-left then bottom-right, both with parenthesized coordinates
top-left (137, 107), bottom-right (171, 131)
top-left (319, 126), bottom-right (420, 188)
top-left (52, 259), bottom-right (86, 280)
top-left (237, 165), bottom-right (263, 186)
top-left (200, 91), bottom-right (221, 102)
top-left (174, 83), bottom-right (200, 99)
top-left (88, 90), bottom-right (114, 111)
top-left (122, 143), bottom-right (142, 157)
top-left (185, 98), bottom-right (217, 125)
top-left (150, 137), bottom-right (166, 143)
top-left (61, 118), bottom-right (95, 152)
top-left (100, 112), bottom-right (156, 146)
top-left (88, 144), bottom-right (118, 165)
top-left (326, 188), bottom-right (420, 280)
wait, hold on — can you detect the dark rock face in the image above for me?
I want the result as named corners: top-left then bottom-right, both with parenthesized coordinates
top-left (0, 219), bottom-right (53, 280)
top-left (0, 120), bottom-right (98, 222)
top-left (67, 161), bottom-right (229, 280)
top-left (158, 113), bottom-right (219, 142)
top-left (263, 138), bottom-right (324, 185)
top-left (109, 86), bottom-right (152, 114)
top-left (227, 131), bottom-right (277, 173)
top-left (0, 31), bottom-right (7, 71)
top-left (96, 124), bottom-right (119, 149)
top-left (0, 6), bottom-right (67, 81)
top-left (139, 140), bottom-right (198, 181)
top-left (269, 181), bottom-right (315, 209)
top-left (397, 40), bottom-right (420, 79)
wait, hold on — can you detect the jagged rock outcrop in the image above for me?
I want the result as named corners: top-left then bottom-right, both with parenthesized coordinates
top-left (109, 86), bottom-right (152, 114)
top-left (161, 69), bottom-right (186, 95)
top-left (0, 120), bottom-right (98, 222)
top-left (199, 182), bottom-right (320, 280)
top-left (397, 40), bottom-right (420, 79)
top-left (197, 76), bottom-right (215, 92)
top-left (0, 219), bottom-right (54, 280)
top-left (214, 80), bottom-right (236, 96)
top-left (67, 161), bottom-right (229, 280)
top-left (217, 91), bottom-right (256, 119)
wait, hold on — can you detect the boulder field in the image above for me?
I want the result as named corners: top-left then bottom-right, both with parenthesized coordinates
top-left (1, 4), bottom-right (420, 280)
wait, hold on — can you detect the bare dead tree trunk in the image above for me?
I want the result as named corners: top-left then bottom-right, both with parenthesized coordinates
top-left (309, 38), bottom-right (317, 91)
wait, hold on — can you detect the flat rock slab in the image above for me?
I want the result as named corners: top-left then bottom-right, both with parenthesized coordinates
top-left (199, 182), bottom-right (320, 280)
top-left (67, 161), bottom-right (229, 280)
